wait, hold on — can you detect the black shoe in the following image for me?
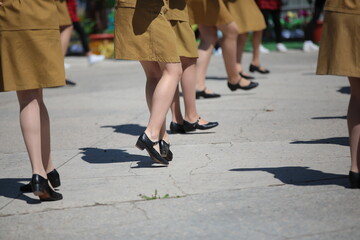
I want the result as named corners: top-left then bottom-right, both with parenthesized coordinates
top-left (65, 79), bottom-right (76, 86)
top-left (349, 171), bottom-right (360, 189)
top-left (249, 64), bottom-right (270, 74)
top-left (227, 81), bottom-right (258, 91)
top-left (239, 72), bottom-right (255, 80)
top-left (183, 117), bottom-right (219, 132)
top-left (20, 169), bottom-right (61, 193)
top-left (30, 174), bottom-right (63, 201)
top-left (136, 133), bottom-right (169, 165)
top-left (196, 88), bottom-right (221, 99)
top-left (170, 121), bottom-right (186, 134)
top-left (160, 140), bottom-right (173, 161)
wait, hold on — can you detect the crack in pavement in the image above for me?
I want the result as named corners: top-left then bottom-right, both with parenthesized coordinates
top-left (189, 153), bottom-right (214, 176)
top-left (132, 202), bottom-right (150, 220)
top-left (169, 174), bottom-right (187, 195)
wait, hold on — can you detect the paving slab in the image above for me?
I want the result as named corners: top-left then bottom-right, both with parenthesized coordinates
top-left (0, 51), bottom-right (359, 240)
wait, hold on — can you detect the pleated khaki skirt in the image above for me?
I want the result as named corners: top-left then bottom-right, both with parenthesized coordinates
top-left (56, 0), bottom-right (72, 27)
top-left (224, 0), bottom-right (266, 33)
top-left (0, 0), bottom-right (65, 92)
top-left (187, 0), bottom-right (234, 26)
top-left (170, 20), bottom-right (198, 58)
top-left (317, 11), bottom-right (360, 78)
top-left (114, 1), bottom-right (180, 62)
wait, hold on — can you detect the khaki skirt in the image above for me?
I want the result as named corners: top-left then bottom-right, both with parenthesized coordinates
top-left (317, 11), bottom-right (360, 78)
top-left (0, 30), bottom-right (65, 92)
top-left (114, 4), bottom-right (180, 62)
top-left (56, 0), bottom-right (72, 27)
top-left (170, 20), bottom-right (198, 58)
top-left (225, 0), bottom-right (266, 34)
top-left (187, 0), bottom-right (234, 26)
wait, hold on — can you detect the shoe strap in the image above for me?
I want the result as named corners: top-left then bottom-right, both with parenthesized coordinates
top-left (196, 117), bottom-right (201, 124)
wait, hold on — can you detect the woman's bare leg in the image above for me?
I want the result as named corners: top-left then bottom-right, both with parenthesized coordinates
top-left (17, 89), bottom-right (54, 178)
top-left (348, 77), bottom-right (360, 173)
top-left (196, 24), bottom-right (218, 93)
top-left (236, 32), bottom-right (249, 73)
top-left (140, 61), bottom-right (182, 144)
top-left (218, 22), bottom-right (251, 87)
top-left (60, 25), bottom-right (73, 56)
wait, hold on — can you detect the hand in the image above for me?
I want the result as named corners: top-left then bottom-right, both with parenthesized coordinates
top-left (0, 2), bottom-right (3, 7)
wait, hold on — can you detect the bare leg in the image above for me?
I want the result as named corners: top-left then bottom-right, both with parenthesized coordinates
top-left (251, 30), bottom-right (268, 72)
top-left (196, 24), bottom-right (218, 93)
top-left (142, 62), bottom-right (171, 143)
top-left (348, 77), bottom-right (360, 173)
top-left (218, 22), bottom-right (251, 87)
top-left (140, 61), bottom-right (182, 144)
top-left (236, 32), bottom-right (248, 73)
top-left (17, 89), bottom-right (54, 178)
top-left (60, 25), bottom-right (73, 56)
top-left (170, 86), bottom-right (184, 124)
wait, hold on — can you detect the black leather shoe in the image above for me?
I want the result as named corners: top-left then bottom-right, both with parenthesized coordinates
top-left (20, 169), bottom-right (61, 193)
top-left (30, 174), bottom-right (63, 201)
top-left (183, 117), bottom-right (219, 132)
top-left (239, 72), bottom-right (255, 80)
top-left (136, 133), bottom-right (169, 165)
top-left (196, 88), bottom-right (221, 99)
top-left (249, 64), bottom-right (270, 74)
top-left (170, 121), bottom-right (185, 134)
top-left (160, 140), bottom-right (173, 161)
top-left (227, 81), bottom-right (258, 91)
top-left (349, 171), bottom-right (360, 188)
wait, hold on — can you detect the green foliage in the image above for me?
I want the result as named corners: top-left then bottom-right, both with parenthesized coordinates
top-left (139, 189), bottom-right (180, 200)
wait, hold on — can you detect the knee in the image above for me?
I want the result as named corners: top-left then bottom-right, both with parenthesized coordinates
top-left (200, 34), bottom-right (218, 47)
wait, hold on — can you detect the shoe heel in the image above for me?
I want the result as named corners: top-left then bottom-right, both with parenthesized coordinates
top-left (136, 138), bottom-right (146, 150)
top-left (32, 183), bottom-right (45, 196)
top-left (50, 178), bottom-right (61, 188)
top-left (227, 82), bottom-right (237, 91)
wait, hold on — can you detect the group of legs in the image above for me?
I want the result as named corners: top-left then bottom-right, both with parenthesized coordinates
top-left (195, 27), bottom-right (269, 99)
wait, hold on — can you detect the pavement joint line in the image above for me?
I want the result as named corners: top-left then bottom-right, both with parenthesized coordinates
top-left (0, 194), bottom-right (187, 218)
top-left (56, 112), bottom-right (148, 171)
top-left (0, 177), bottom-right (350, 218)
top-left (0, 196), bottom-right (19, 212)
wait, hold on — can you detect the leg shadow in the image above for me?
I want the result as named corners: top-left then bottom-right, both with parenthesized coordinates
top-left (312, 116), bottom-right (347, 120)
top-left (338, 86), bottom-right (350, 95)
top-left (0, 178), bottom-right (42, 204)
top-left (101, 124), bottom-right (146, 136)
top-left (291, 137), bottom-right (349, 146)
top-left (79, 147), bottom-right (166, 168)
top-left (229, 166), bottom-right (349, 188)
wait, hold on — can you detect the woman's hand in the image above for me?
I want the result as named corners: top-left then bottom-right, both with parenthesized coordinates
top-left (0, 2), bottom-right (3, 7)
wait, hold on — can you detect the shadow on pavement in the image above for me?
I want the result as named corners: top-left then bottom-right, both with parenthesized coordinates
top-left (205, 76), bottom-right (227, 80)
top-left (80, 147), bottom-right (148, 164)
top-left (338, 86), bottom-right (350, 95)
top-left (79, 147), bottom-right (166, 168)
top-left (101, 124), bottom-right (146, 136)
top-left (229, 166), bottom-right (349, 188)
top-left (290, 137), bottom-right (348, 146)
top-left (312, 116), bottom-right (346, 120)
top-left (0, 178), bottom-right (42, 204)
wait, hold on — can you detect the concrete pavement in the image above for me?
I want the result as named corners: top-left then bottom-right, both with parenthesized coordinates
top-left (0, 51), bottom-right (359, 240)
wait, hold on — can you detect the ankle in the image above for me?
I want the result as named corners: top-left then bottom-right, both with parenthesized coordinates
top-left (185, 114), bottom-right (199, 123)
top-left (144, 129), bottom-right (159, 142)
